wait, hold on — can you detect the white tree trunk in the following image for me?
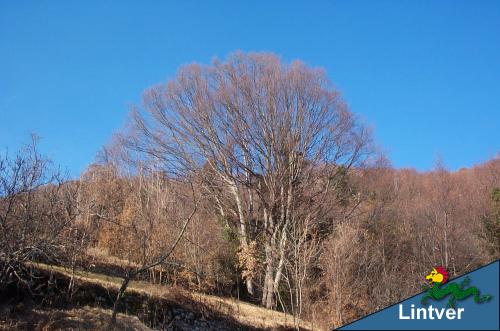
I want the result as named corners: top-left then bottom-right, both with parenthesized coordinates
top-left (227, 177), bottom-right (254, 295)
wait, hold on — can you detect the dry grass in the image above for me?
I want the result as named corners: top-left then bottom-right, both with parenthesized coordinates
top-left (86, 246), bottom-right (142, 269)
top-left (31, 262), bottom-right (317, 330)
top-left (0, 306), bottom-right (151, 331)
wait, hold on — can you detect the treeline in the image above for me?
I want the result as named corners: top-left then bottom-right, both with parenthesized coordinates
top-left (1, 53), bottom-right (499, 329)
top-left (77, 147), bottom-right (500, 328)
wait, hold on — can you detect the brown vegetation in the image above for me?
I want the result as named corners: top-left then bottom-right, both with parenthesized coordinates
top-left (0, 306), bottom-right (151, 331)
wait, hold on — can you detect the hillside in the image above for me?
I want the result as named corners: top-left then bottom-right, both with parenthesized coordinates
top-left (0, 306), bottom-right (151, 331)
top-left (0, 262), bottom-right (314, 331)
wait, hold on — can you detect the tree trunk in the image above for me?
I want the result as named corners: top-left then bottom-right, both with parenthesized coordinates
top-left (111, 274), bottom-right (131, 324)
top-left (444, 211), bottom-right (449, 268)
top-left (262, 241), bottom-right (274, 307)
top-left (228, 178), bottom-right (254, 295)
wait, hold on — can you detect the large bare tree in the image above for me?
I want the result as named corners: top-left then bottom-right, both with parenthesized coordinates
top-left (126, 52), bottom-right (372, 308)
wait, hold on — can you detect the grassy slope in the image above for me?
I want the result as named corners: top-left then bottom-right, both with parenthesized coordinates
top-left (0, 306), bottom-right (152, 331)
top-left (32, 262), bottom-right (316, 330)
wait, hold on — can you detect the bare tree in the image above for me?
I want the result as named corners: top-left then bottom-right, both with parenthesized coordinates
top-left (0, 135), bottom-right (78, 293)
top-left (126, 52), bottom-right (372, 308)
top-left (110, 183), bottom-right (198, 323)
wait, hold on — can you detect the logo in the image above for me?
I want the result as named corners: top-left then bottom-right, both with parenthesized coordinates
top-left (421, 266), bottom-right (492, 308)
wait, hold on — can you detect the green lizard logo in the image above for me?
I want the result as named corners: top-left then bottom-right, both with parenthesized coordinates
top-left (421, 266), bottom-right (492, 308)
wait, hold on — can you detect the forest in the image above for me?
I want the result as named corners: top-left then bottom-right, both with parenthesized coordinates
top-left (1, 53), bottom-right (499, 330)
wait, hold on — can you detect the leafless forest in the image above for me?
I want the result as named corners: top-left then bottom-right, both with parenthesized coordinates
top-left (1, 53), bottom-right (499, 330)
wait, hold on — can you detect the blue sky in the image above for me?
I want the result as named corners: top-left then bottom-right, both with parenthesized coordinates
top-left (1, 1), bottom-right (499, 177)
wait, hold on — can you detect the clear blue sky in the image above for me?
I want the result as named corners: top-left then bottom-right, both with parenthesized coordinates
top-left (1, 1), bottom-right (499, 177)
